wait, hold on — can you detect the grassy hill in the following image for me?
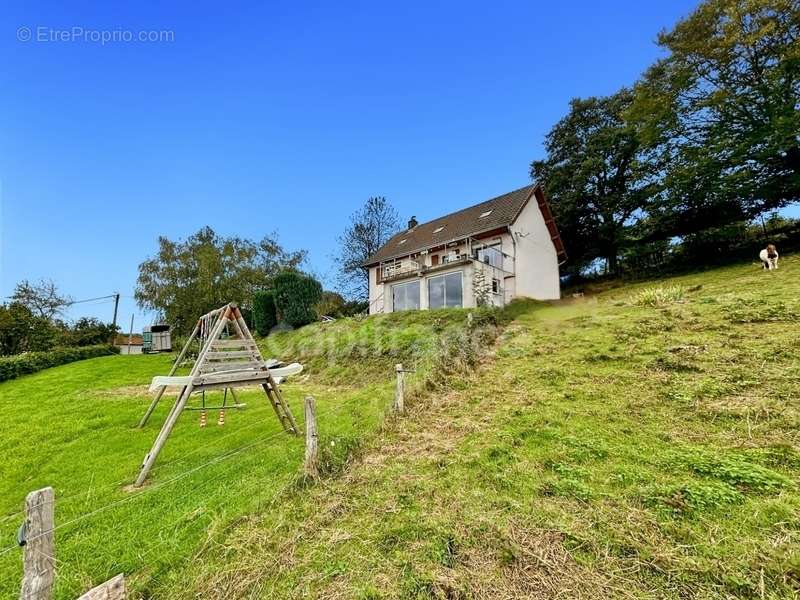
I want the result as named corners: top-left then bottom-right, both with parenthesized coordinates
top-left (1, 257), bottom-right (798, 598)
top-left (0, 308), bottom-right (492, 598)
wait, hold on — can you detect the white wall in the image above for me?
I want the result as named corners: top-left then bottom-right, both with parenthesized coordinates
top-left (368, 266), bottom-right (384, 314)
top-left (509, 199), bottom-right (560, 300)
top-left (117, 345), bottom-right (143, 355)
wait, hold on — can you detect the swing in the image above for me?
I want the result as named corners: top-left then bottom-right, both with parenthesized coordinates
top-left (184, 388), bottom-right (247, 412)
top-left (134, 302), bottom-right (303, 486)
top-left (187, 388), bottom-right (246, 428)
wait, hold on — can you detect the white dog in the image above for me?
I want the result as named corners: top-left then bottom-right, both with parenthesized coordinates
top-left (759, 244), bottom-right (779, 270)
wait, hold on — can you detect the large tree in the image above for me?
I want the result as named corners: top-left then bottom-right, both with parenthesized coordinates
top-left (135, 227), bottom-right (305, 333)
top-left (335, 196), bottom-right (401, 299)
top-left (11, 278), bottom-right (71, 320)
top-left (531, 89), bottom-right (659, 274)
top-left (632, 0), bottom-right (800, 238)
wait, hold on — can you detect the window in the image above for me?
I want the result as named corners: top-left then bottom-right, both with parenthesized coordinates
top-left (433, 226), bottom-right (444, 233)
top-left (492, 278), bottom-right (501, 294)
top-left (476, 243), bottom-right (503, 268)
top-left (479, 210), bottom-right (492, 218)
top-left (428, 272), bottom-right (463, 309)
top-left (392, 280), bottom-right (420, 311)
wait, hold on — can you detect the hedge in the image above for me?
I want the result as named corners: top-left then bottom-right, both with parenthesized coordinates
top-left (273, 271), bottom-right (323, 329)
top-left (0, 345), bottom-right (120, 383)
top-left (253, 290), bottom-right (278, 336)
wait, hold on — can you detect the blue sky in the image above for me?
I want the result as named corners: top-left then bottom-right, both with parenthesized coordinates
top-left (1, 0), bottom-right (708, 328)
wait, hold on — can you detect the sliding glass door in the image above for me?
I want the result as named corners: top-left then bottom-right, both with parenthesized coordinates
top-left (428, 272), bottom-right (463, 309)
top-left (391, 280), bottom-right (420, 311)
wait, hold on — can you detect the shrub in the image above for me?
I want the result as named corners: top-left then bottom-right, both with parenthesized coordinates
top-left (0, 345), bottom-right (119, 382)
top-left (253, 291), bottom-right (278, 336)
top-left (273, 271), bottom-right (323, 329)
top-left (315, 291), bottom-right (346, 319)
top-left (341, 299), bottom-right (369, 316)
top-left (59, 317), bottom-right (119, 347)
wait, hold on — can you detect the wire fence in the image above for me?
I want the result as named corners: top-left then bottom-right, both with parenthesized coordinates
top-left (0, 381), bottom-right (400, 598)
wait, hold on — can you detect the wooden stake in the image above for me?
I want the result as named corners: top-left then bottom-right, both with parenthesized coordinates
top-left (126, 314), bottom-right (134, 354)
top-left (76, 574), bottom-right (126, 600)
top-left (19, 487), bottom-right (55, 600)
top-left (394, 363), bottom-right (405, 413)
top-left (304, 396), bottom-right (319, 478)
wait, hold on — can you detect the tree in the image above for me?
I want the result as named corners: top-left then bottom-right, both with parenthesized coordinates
top-left (135, 227), bottom-right (305, 333)
top-left (0, 303), bottom-right (58, 355)
top-left (315, 290), bottom-right (347, 318)
top-left (252, 290), bottom-right (278, 336)
top-left (336, 196), bottom-right (402, 299)
top-left (60, 317), bottom-right (119, 347)
top-left (11, 279), bottom-right (71, 320)
top-left (632, 0), bottom-right (800, 237)
top-left (531, 89), bottom-right (659, 274)
top-left (273, 271), bottom-right (323, 328)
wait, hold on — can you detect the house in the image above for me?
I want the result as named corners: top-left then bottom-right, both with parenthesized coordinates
top-left (363, 184), bottom-right (566, 314)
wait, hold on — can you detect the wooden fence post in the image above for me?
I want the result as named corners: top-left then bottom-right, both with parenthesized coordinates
top-left (19, 487), bottom-right (55, 600)
top-left (76, 573), bottom-right (126, 600)
top-left (394, 363), bottom-right (405, 413)
top-left (304, 396), bottom-right (318, 478)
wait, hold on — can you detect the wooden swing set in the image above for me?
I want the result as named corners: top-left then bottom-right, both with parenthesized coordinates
top-left (134, 302), bottom-right (301, 487)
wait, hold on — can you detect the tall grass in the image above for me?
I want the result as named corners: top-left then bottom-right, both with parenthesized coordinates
top-left (631, 284), bottom-right (686, 306)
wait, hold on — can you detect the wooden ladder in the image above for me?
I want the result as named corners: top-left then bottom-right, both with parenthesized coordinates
top-left (263, 380), bottom-right (299, 434)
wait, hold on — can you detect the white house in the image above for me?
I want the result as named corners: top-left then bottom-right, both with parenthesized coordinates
top-left (363, 184), bottom-right (566, 314)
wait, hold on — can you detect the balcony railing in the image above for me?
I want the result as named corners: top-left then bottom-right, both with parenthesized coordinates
top-left (380, 259), bottom-right (421, 282)
top-left (377, 237), bottom-right (515, 284)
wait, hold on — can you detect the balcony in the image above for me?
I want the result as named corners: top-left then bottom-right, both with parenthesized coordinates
top-left (378, 259), bottom-right (422, 283)
top-left (377, 238), bottom-right (514, 284)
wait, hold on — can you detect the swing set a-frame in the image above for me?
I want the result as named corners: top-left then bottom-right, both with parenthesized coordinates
top-left (134, 303), bottom-right (301, 487)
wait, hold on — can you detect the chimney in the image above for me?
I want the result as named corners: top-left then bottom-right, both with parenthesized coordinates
top-left (408, 216), bottom-right (418, 230)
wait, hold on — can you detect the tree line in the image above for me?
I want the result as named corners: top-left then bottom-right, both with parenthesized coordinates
top-left (0, 279), bottom-right (117, 356)
top-left (532, 0), bottom-right (799, 276)
top-left (134, 226), bottom-right (368, 336)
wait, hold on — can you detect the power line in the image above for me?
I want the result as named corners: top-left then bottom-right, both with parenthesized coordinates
top-left (1, 293), bottom-right (119, 306)
top-left (66, 294), bottom-right (118, 306)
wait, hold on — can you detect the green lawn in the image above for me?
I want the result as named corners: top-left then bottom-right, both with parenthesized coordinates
top-left (0, 310), bottom-right (477, 598)
top-left (152, 257), bottom-right (800, 598)
top-left (2, 259), bottom-right (799, 598)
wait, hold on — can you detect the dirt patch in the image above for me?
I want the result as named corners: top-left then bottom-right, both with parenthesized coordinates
top-left (90, 385), bottom-right (152, 399)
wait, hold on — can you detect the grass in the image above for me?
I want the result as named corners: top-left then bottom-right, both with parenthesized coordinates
top-left (2, 257), bottom-right (799, 598)
top-left (0, 308), bottom-right (485, 598)
top-left (151, 256), bottom-right (799, 598)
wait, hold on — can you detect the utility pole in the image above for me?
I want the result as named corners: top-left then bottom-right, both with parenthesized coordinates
top-left (111, 292), bottom-right (120, 330)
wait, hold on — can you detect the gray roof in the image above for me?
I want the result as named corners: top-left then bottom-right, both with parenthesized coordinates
top-left (364, 184), bottom-right (537, 266)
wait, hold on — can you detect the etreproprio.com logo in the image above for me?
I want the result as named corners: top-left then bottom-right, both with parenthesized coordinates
top-left (17, 26), bottom-right (175, 45)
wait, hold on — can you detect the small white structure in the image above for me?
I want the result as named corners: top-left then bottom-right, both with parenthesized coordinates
top-left (143, 324), bottom-right (172, 353)
top-left (363, 184), bottom-right (566, 314)
top-left (115, 334), bottom-right (144, 355)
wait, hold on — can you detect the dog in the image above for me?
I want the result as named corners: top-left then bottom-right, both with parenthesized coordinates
top-left (759, 244), bottom-right (779, 270)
